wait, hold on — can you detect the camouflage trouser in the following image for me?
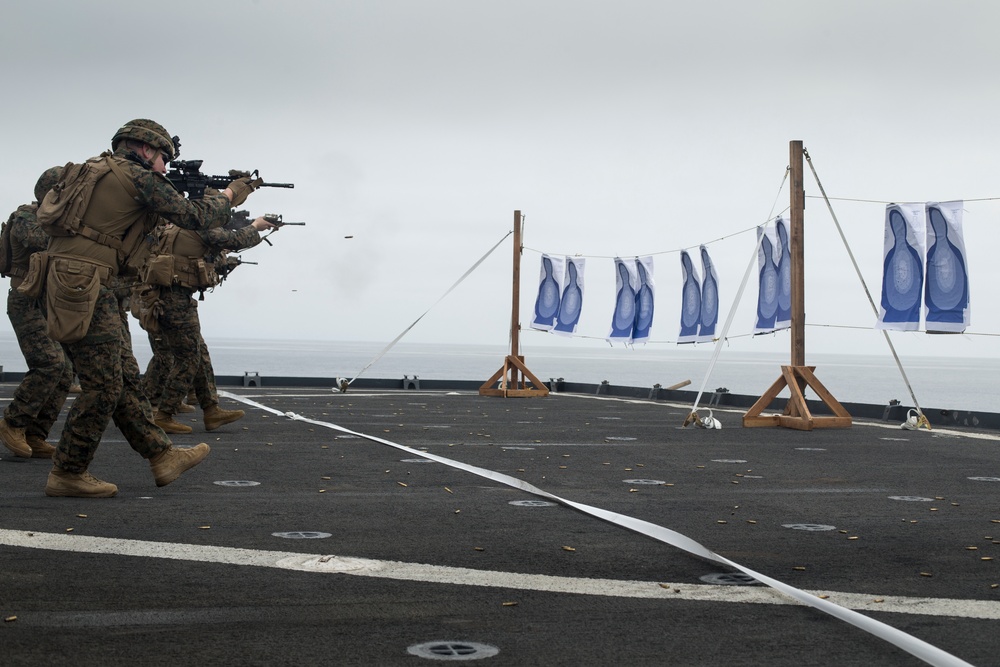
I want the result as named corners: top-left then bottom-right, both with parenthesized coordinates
top-left (4, 288), bottom-right (74, 439)
top-left (54, 286), bottom-right (170, 473)
top-left (187, 334), bottom-right (219, 410)
top-left (142, 330), bottom-right (173, 408)
top-left (152, 287), bottom-right (220, 414)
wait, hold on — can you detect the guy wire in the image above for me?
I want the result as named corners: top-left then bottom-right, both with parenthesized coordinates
top-left (347, 230), bottom-right (513, 385)
top-left (688, 166), bottom-right (790, 416)
top-left (804, 147), bottom-right (926, 420)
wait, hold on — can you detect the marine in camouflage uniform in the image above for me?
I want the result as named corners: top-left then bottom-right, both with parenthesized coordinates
top-left (141, 215), bottom-right (272, 434)
top-left (141, 254), bottom-right (242, 413)
top-left (142, 329), bottom-right (174, 410)
top-left (141, 208), bottom-right (256, 409)
top-left (142, 284), bottom-right (219, 414)
top-left (39, 119), bottom-right (262, 498)
top-left (0, 168), bottom-right (74, 459)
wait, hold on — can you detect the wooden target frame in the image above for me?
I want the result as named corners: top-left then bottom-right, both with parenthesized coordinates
top-left (742, 141), bottom-right (851, 430)
top-left (479, 210), bottom-right (549, 398)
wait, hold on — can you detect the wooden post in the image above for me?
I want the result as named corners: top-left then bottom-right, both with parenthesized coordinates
top-left (790, 140), bottom-right (806, 368)
top-left (479, 210), bottom-right (549, 397)
top-left (742, 142), bottom-right (850, 430)
top-left (510, 210), bottom-right (522, 359)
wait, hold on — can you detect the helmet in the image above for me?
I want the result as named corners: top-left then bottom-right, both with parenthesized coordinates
top-left (34, 165), bottom-right (63, 202)
top-left (111, 119), bottom-right (178, 160)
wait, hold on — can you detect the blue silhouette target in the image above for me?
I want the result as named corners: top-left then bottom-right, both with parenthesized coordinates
top-left (755, 226), bottom-right (780, 333)
top-left (531, 254), bottom-right (563, 331)
top-left (924, 201), bottom-right (969, 332)
top-left (608, 258), bottom-right (637, 342)
top-left (554, 257), bottom-right (585, 335)
top-left (632, 256), bottom-right (655, 343)
top-left (678, 250), bottom-right (701, 343)
top-left (775, 217), bottom-right (792, 329)
top-left (877, 204), bottom-right (924, 331)
top-left (698, 246), bottom-right (719, 342)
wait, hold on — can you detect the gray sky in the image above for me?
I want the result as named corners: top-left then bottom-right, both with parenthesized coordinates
top-left (4, 0), bottom-right (999, 363)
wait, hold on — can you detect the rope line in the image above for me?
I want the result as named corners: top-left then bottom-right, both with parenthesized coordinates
top-left (523, 327), bottom-right (757, 346)
top-left (806, 323), bottom-right (999, 337)
top-left (525, 321), bottom-right (1000, 346)
top-left (347, 231), bottom-right (513, 386)
top-left (522, 212), bottom-right (786, 261)
top-left (806, 195), bottom-right (1000, 205)
top-left (525, 191), bottom-right (999, 262)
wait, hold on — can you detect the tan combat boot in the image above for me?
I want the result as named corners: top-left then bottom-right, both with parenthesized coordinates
top-left (204, 405), bottom-right (245, 431)
top-left (0, 418), bottom-right (31, 458)
top-left (154, 410), bottom-right (193, 434)
top-left (149, 443), bottom-right (211, 487)
top-left (25, 435), bottom-right (56, 459)
top-left (45, 468), bottom-right (118, 498)
top-left (176, 402), bottom-right (197, 414)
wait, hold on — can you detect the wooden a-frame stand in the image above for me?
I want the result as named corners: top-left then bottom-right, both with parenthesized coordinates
top-left (742, 141), bottom-right (851, 430)
top-left (742, 365), bottom-right (851, 430)
top-left (479, 211), bottom-right (549, 398)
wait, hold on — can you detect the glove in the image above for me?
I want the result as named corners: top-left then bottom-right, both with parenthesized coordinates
top-left (226, 176), bottom-right (263, 207)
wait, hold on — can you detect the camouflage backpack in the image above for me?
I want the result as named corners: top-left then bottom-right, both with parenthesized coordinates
top-left (0, 210), bottom-right (14, 277)
top-left (36, 153), bottom-right (119, 240)
top-left (36, 153), bottom-right (155, 279)
top-left (0, 205), bottom-right (36, 278)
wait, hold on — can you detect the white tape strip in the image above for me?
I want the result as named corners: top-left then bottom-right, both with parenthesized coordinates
top-left (219, 391), bottom-right (974, 667)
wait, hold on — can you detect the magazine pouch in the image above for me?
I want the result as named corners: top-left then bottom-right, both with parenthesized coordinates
top-left (45, 256), bottom-right (106, 343)
top-left (16, 251), bottom-right (51, 299)
top-left (130, 284), bottom-right (162, 333)
top-left (143, 253), bottom-right (175, 287)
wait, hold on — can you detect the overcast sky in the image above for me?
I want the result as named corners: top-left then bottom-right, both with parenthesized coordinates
top-left (3, 0), bottom-right (999, 365)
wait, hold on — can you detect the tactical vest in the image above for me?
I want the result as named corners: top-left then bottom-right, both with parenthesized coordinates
top-left (143, 225), bottom-right (218, 292)
top-left (44, 154), bottom-right (158, 278)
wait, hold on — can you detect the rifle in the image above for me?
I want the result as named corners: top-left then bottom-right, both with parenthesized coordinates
top-left (226, 211), bottom-right (304, 245)
top-left (166, 159), bottom-right (294, 199)
top-left (260, 213), bottom-right (305, 246)
top-left (217, 254), bottom-right (258, 283)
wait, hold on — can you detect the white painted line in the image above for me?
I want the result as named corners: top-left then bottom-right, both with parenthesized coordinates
top-left (3, 529), bottom-right (998, 623)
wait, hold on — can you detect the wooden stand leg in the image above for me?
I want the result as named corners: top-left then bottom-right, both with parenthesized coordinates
top-left (479, 355), bottom-right (550, 397)
top-left (743, 365), bottom-right (851, 430)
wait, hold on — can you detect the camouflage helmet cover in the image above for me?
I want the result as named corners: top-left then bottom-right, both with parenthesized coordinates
top-left (112, 119), bottom-right (177, 160)
top-left (34, 166), bottom-right (63, 202)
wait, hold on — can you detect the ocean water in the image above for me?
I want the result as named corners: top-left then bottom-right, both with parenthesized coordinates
top-left (3, 333), bottom-right (992, 414)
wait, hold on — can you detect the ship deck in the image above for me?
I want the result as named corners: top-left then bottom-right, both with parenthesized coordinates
top-left (2, 384), bottom-right (999, 666)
